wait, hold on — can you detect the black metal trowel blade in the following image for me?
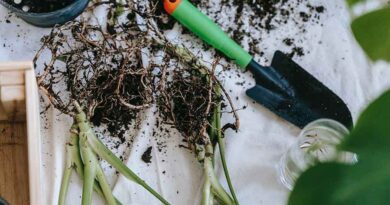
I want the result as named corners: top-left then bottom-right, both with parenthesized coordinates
top-left (246, 51), bottom-right (353, 129)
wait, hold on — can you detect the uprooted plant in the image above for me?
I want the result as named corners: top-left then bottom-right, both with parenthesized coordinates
top-left (34, 5), bottom-right (169, 204)
top-left (157, 59), bottom-right (240, 205)
top-left (123, 2), bottom-right (241, 204)
top-left (34, 0), bottom-right (241, 204)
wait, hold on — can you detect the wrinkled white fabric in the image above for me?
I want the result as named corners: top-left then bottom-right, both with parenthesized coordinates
top-left (1, 0), bottom-right (390, 205)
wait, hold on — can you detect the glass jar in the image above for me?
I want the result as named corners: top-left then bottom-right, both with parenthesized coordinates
top-left (279, 119), bottom-right (357, 190)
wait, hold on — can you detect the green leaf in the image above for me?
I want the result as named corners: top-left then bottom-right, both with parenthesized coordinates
top-left (341, 89), bottom-right (390, 155)
top-left (288, 89), bottom-right (390, 205)
top-left (114, 6), bottom-right (125, 18)
top-left (352, 7), bottom-right (390, 62)
top-left (346, 0), bottom-right (366, 7)
top-left (56, 55), bottom-right (69, 63)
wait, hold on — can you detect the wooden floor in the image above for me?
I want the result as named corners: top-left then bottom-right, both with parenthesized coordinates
top-left (0, 122), bottom-right (29, 205)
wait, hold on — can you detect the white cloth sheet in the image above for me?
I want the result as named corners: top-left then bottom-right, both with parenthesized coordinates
top-left (1, 0), bottom-right (390, 204)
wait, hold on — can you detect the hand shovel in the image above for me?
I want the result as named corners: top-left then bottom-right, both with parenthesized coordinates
top-left (163, 0), bottom-right (353, 129)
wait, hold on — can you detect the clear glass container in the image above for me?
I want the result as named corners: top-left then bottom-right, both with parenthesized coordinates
top-left (279, 119), bottom-right (358, 190)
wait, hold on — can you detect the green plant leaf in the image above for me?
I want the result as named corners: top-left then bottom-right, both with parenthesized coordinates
top-left (56, 55), bottom-right (69, 63)
top-left (352, 7), bottom-right (390, 62)
top-left (288, 89), bottom-right (390, 205)
top-left (114, 6), bottom-right (125, 18)
top-left (341, 89), bottom-right (390, 155)
top-left (346, 0), bottom-right (366, 7)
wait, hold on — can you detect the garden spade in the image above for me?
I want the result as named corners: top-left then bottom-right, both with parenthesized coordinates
top-left (163, 0), bottom-right (353, 129)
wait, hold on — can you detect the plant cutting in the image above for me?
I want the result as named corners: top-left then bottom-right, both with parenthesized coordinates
top-left (157, 59), bottom-right (239, 205)
top-left (207, 86), bottom-right (239, 205)
top-left (126, 2), bottom-right (241, 204)
top-left (59, 122), bottom-right (120, 205)
top-left (58, 123), bottom-right (118, 204)
top-left (34, 2), bottom-right (169, 204)
top-left (75, 102), bottom-right (169, 205)
top-left (33, 0), bottom-right (242, 203)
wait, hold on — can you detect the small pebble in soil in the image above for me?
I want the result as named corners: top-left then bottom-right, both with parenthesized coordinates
top-left (22, 5), bottom-right (29, 12)
top-left (283, 38), bottom-right (294, 46)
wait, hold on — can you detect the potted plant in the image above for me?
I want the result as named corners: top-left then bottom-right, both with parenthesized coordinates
top-left (0, 0), bottom-right (89, 27)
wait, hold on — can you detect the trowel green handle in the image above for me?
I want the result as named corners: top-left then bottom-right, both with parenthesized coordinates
top-left (164, 0), bottom-right (253, 69)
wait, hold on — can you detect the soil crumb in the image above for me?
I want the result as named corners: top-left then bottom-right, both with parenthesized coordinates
top-left (155, 0), bottom-right (327, 59)
top-left (142, 146), bottom-right (153, 164)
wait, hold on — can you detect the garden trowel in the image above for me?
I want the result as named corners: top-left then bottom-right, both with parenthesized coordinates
top-left (163, 0), bottom-right (353, 129)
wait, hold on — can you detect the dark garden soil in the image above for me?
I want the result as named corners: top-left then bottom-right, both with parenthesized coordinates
top-left (154, 0), bottom-right (326, 59)
top-left (158, 66), bottom-right (220, 150)
top-left (5, 0), bottom-right (75, 13)
top-left (34, 0), bottom-right (326, 159)
top-left (142, 146), bottom-right (153, 164)
top-left (146, 0), bottom-right (327, 154)
top-left (34, 13), bottom-right (153, 142)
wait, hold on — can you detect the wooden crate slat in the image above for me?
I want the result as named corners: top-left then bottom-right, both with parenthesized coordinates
top-left (25, 67), bottom-right (42, 205)
top-left (0, 61), bottom-right (42, 205)
top-left (0, 122), bottom-right (30, 205)
top-left (0, 85), bottom-right (26, 122)
top-left (0, 62), bottom-right (33, 72)
top-left (0, 71), bottom-right (25, 86)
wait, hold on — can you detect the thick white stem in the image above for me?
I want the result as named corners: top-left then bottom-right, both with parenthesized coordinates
top-left (87, 135), bottom-right (170, 204)
top-left (80, 133), bottom-right (98, 205)
top-left (205, 144), bottom-right (234, 205)
top-left (74, 108), bottom-right (170, 205)
top-left (58, 126), bottom-right (79, 205)
top-left (58, 162), bottom-right (72, 205)
top-left (96, 164), bottom-right (117, 205)
top-left (202, 172), bottom-right (214, 205)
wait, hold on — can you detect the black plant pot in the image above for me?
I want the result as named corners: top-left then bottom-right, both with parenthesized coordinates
top-left (0, 0), bottom-right (89, 27)
top-left (0, 197), bottom-right (8, 205)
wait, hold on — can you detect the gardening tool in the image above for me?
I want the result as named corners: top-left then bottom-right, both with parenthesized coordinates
top-left (163, 0), bottom-right (353, 129)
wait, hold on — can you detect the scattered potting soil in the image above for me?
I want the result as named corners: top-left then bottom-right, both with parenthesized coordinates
top-left (152, 0), bottom-right (177, 30)
top-left (141, 146), bottom-right (153, 164)
top-left (34, 0), bottom-right (327, 162)
top-left (5, 0), bottom-right (75, 13)
top-left (155, 0), bottom-right (326, 60)
top-left (146, 0), bottom-right (328, 154)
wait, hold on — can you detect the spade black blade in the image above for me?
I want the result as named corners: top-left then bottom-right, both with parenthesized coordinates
top-left (246, 51), bottom-right (353, 129)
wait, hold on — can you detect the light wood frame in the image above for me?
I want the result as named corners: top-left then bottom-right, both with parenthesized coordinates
top-left (0, 62), bottom-right (42, 205)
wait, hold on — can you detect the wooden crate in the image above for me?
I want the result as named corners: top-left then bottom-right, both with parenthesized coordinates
top-left (0, 62), bottom-right (42, 205)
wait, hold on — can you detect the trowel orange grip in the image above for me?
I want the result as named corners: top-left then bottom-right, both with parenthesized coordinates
top-left (163, 0), bottom-right (252, 68)
top-left (164, 0), bottom-right (183, 15)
